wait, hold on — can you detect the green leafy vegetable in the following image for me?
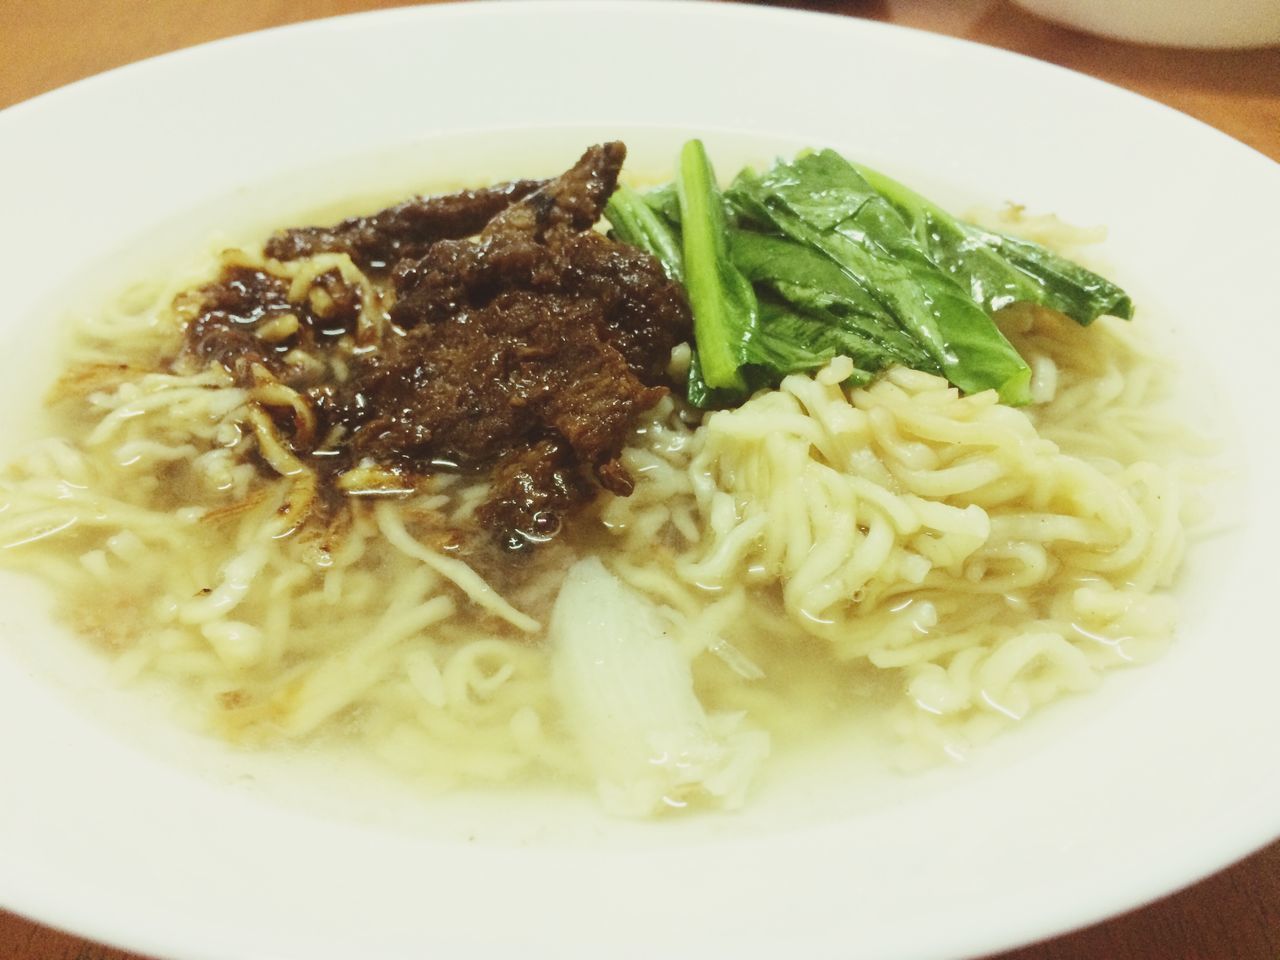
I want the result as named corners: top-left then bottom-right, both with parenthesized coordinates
top-left (728, 151), bottom-right (1033, 405)
top-left (605, 142), bottom-right (1133, 411)
top-left (852, 163), bottom-right (1134, 325)
top-left (642, 182), bottom-right (682, 227)
top-left (604, 184), bottom-right (684, 282)
top-left (748, 299), bottom-right (876, 386)
top-left (675, 140), bottom-right (759, 398)
top-left (729, 230), bottom-right (934, 372)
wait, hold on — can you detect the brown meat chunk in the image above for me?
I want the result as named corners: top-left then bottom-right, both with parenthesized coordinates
top-left (339, 143), bottom-right (689, 546)
top-left (179, 265), bottom-right (362, 387)
top-left (179, 143), bottom-right (691, 552)
top-left (263, 179), bottom-right (545, 270)
top-left (477, 439), bottom-right (593, 551)
top-left (392, 230), bottom-right (686, 384)
top-left (480, 142), bottom-right (625, 239)
top-left (349, 285), bottom-right (668, 482)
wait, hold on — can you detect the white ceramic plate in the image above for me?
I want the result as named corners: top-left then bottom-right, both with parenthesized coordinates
top-left (1, 4), bottom-right (1278, 959)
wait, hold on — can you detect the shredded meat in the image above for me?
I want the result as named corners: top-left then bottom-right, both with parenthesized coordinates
top-left (181, 265), bottom-right (363, 382)
top-left (180, 142), bottom-right (691, 552)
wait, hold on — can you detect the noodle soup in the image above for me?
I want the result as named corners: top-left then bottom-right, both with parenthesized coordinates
top-left (0, 147), bottom-right (1192, 817)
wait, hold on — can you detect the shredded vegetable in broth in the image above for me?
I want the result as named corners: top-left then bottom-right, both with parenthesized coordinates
top-left (0, 143), bottom-right (1193, 816)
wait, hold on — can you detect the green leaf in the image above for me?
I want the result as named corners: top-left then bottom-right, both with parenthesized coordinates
top-left (747, 299), bottom-right (876, 383)
top-left (605, 184), bottom-right (684, 282)
top-left (728, 151), bottom-right (1032, 404)
top-left (644, 182), bottom-right (681, 226)
top-left (730, 230), bottom-right (935, 372)
top-left (853, 163), bottom-right (1134, 325)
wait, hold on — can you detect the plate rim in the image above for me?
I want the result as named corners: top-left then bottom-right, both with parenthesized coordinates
top-left (2, 4), bottom-right (1279, 960)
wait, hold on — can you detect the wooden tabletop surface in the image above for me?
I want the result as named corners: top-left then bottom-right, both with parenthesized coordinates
top-left (2, 1), bottom-right (1277, 958)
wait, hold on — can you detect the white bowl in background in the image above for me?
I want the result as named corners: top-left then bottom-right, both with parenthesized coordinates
top-left (1013, 0), bottom-right (1280, 47)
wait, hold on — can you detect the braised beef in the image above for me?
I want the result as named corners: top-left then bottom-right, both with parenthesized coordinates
top-left (180, 142), bottom-right (690, 551)
top-left (264, 179), bottom-right (545, 271)
top-left (476, 439), bottom-right (593, 552)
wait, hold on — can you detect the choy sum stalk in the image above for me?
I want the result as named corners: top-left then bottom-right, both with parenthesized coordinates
top-left (676, 140), bottom-right (759, 399)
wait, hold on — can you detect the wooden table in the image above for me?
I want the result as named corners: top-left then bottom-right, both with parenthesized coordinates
top-left (2, 1), bottom-right (1277, 958)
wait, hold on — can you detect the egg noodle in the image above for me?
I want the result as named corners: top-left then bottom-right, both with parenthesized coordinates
top-left (0, 213), bottom-right (1192, 808)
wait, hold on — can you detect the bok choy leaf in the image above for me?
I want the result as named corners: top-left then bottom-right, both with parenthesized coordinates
top-left (852, 162), bottom-right (1134, 325)
top-left (728, 151), bottom-right (1033, 405)
top-left (730, 230), bottom-right (936, 373)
